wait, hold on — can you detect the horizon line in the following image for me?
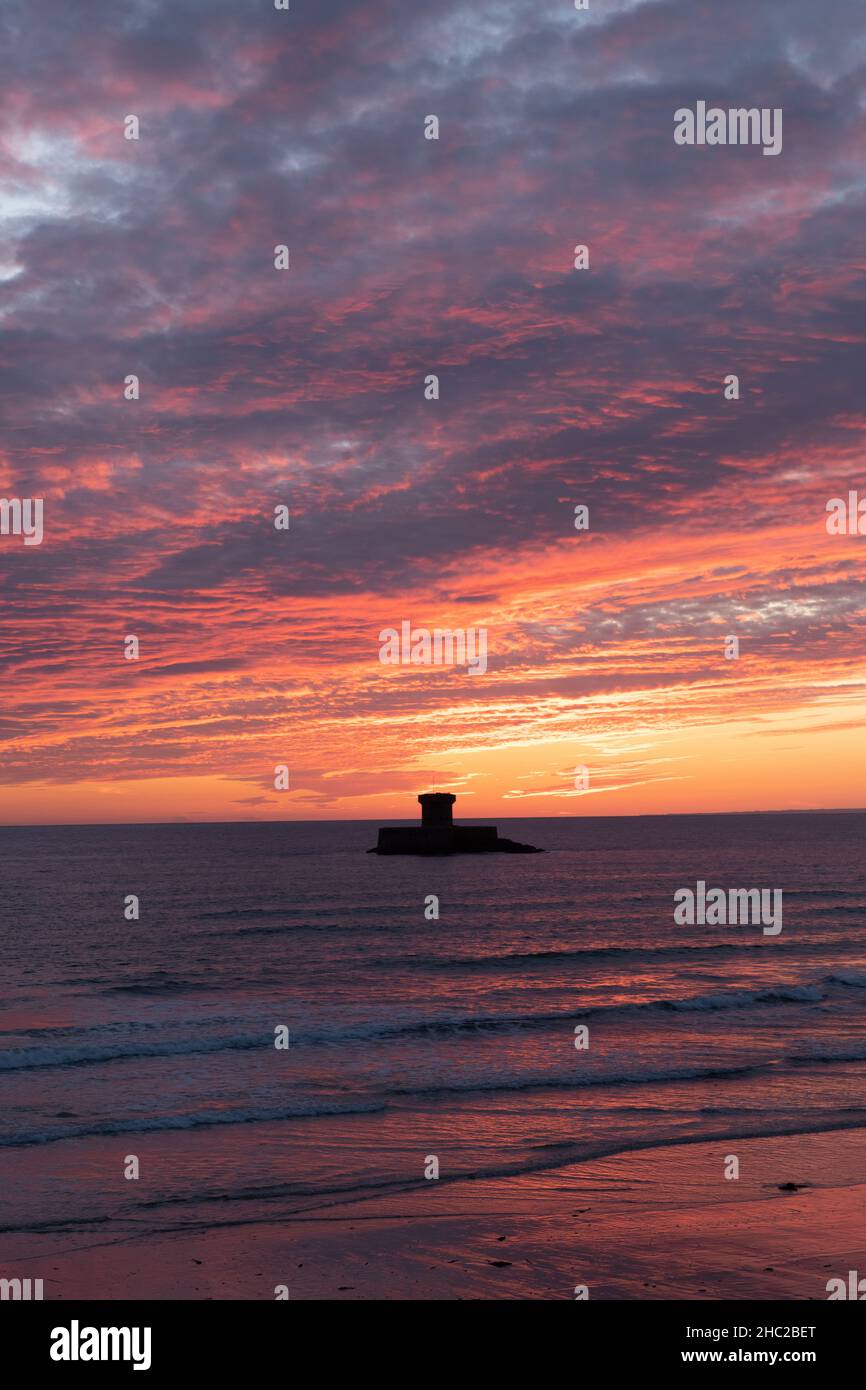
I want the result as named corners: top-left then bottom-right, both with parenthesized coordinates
top-left (2, 805), bottom-right (866, 830)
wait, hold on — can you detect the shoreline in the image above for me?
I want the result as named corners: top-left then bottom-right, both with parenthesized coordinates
top-left (4, 1125), bottom-right (864, 1301)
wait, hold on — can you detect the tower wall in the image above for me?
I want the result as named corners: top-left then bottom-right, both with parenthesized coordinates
top-left (417, 792), bottom-right (456, 827)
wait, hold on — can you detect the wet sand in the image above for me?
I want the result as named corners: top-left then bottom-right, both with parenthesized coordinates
top-left (5, 1126), bottom-right (864, 1300)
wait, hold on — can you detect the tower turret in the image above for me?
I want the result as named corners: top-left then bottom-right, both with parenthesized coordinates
top-left (417, 792), bottom-right (456, 827)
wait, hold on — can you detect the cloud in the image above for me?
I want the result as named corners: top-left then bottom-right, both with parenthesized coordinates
top-left (1, 0), bottom-right (865, 816)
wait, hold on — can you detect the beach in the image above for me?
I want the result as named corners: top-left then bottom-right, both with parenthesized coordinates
top-left (4, 1127), bottom-right (865, 1300)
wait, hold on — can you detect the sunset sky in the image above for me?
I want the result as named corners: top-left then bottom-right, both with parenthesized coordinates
top-left (1, 0), bottom-right (865, 825)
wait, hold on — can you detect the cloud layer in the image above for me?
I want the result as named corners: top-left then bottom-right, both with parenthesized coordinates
top-left (1, 0), bottom-right (865, 821)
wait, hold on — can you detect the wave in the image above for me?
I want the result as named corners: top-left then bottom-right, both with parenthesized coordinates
top-left (0, 981), bottom-right (839, 1072)
top-left (0, 1099), bottom-right (385, 1150)
top-left (314, 983), bottom-right (826, 1041)
top-left (791, 1043), bottom-right (866, 1064)
top-left (98, 980), bottom-right (217, 996)
top-left (378, 942), bottom-right (785, 971)
top-left (0, 1012), bottom-right (242, 1041)
top-left (384, 1061), bottom-right (767, 1099)
top-left (384, 945), bottom-right (866, 974)
top-left (664, 984), bottom-right (823, 1010)
top-left (0, 1032), bottom-right (268, 1072)
top-left (4, 1052), bottom-right (866, 1151)
top-left (61, 958), bottom-right (866, 1003)
top-left (825, 971), bottom-right (866, 989)
top-left (196, 907), bottom-right (298, 921)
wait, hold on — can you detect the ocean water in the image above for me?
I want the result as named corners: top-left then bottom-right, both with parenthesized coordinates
top-left (1, 812), bottom-right (865, 1264)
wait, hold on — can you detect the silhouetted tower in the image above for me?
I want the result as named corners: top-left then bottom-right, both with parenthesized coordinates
top-left (418, 792), bottom-right (456, 827)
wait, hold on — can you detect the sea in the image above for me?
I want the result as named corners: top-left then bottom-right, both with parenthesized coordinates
top-left (1, 812), bottom-right (865, 1271)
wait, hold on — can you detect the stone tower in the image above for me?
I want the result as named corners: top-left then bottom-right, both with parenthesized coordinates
top-left (370, 791), bottom-right (540, 854)
top-left (417, 792), bottom-right (456, 827)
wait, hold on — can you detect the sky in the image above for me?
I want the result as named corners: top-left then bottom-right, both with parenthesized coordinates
top-left (1, 0), bottom-right (865, 825)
